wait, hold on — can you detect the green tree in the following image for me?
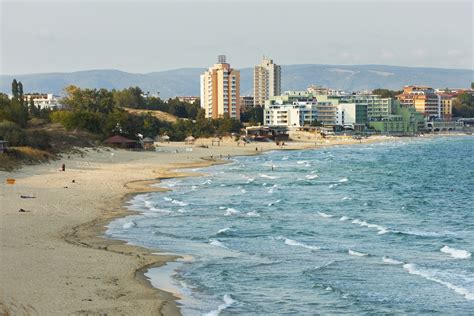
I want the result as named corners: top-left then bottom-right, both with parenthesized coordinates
top-left (372, 89), bottom-right (402, 99)
top-left (12, 79), bottom-right (19, 99)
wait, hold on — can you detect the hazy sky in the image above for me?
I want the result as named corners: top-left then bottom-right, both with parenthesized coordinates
top-left (0, 0), bottom-right (472, 75)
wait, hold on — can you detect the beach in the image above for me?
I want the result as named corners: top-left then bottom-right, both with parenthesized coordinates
top-left (0, 135), bottom-right (426, 315)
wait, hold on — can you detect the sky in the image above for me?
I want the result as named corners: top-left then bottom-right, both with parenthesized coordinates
top-left (0, 0), bottom-right (472, 75)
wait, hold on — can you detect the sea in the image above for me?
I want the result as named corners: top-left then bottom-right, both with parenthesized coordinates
top-left (106, 136), bottom-right (474, 315)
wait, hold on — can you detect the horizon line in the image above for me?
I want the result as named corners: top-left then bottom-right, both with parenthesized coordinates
top-left (1, 62), bottom-right (473, 77)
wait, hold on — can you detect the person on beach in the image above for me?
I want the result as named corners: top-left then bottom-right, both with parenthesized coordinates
top-left (61, 163), bottom-right (65, 172)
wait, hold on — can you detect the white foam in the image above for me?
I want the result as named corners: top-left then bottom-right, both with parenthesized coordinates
top-left (318, 211), bottom-right (333, 218)
top-left (122, 221), bottom-right (136, 229)
top-left (191, 185), bottom-right (198, 190)
top-left (297, 160), bottom-right (308, 164)
top-left (382, 256), bottom-right (403, 265)
top-left (440, 246), bottom-right (471, 259)
top-left (267, 199), bottom-right (281, 206)
top-left (339, 216), bottom-right (349, 221)
top-left (240, 189), bottom-right (247, 193)
top-left (171, 199), bottom-right (188, 206)
top-left (305, 174), bottom-right (319, 179)
top-left (209, 239), bottom-right (227, 249)
top-left (348, 249), bottom-right (368, 257)
top-left (259, 174), bottom-right (278, 179)
top-left (341, 196), bottom-right (351, 200)
top-left (403, 263), bottom-right (474, 300)
top-left (284, 238), bottom-right (320, 250)
top-left (163, 197), bottom-right (173, 202)
top-left (203, 294), bottom-right (237, 316)
top-left (219, 206), bottom-right (226, 210)
top-left (246, 211), bottom-right (260, 217)
top-left (352, 218), bottom-right (389, 234)
top-left (224, 208), bottom-right (239, 216)
top-left (217, 227), bottom-right (231, 234)
top-left (339, 177), bottom-right (349, 183)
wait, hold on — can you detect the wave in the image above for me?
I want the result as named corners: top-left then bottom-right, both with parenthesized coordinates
top-left (403, 263), bottom-right (474, 300)
top-left (171, 199), bottom-right (188, 206)
top-left (341, 196), bottom-right (352, 200)
top-left (217, 227), bottom-right (232, 235)
top-left (339, 216), bottom-right (350, 221)
top-left (348, 249), bottom-right (368, 257)
top-left (267, 199), bottom-right (281, 206)
top-left (382, 256), bottom-right (404, 265)
top-left (338, 178), bottom-right (349, 183)
top-left (305, 174), bottom-right (319, 180)
top-left (209, 239), bottom-right (227, 249)
top-left (203, 294), bottom-right (237, 316)
top-left (224, 208), bottom-right (239, 216)
top-left (122, 221), bottom-right (136, 229)
top-left (259, 174), bottom-right (278, 179)
top-left (440, 246), bottom-right (471, 259)
top-left (352, 218), bottom-right (389, 235)
top-left (318, 211), bottom-right (333, 218)
top-left (297, 160), bottom-right (308, 164)
top-left (284, 238), bottom-right (320, 251)
top-left (246, 211), bottom-right (260, 217)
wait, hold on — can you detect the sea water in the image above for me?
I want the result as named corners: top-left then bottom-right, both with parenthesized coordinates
top-left (106, 136), bottom-right (474, 315)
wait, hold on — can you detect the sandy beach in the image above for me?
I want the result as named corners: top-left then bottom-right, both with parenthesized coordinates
top-left (0, 135), bottom-right (406, 315)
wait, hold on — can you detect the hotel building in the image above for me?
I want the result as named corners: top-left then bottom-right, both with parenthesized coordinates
top-left (254, 56), bottom-right (281, 106)
top-left (396, 86), bottom-right (452, 119)
top-left (200, 55), bottom-right (240, 120)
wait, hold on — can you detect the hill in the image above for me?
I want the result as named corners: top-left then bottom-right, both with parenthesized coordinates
top-left (1, 65), bottom-right (472, 98)
top-left (124, 108), bottom-right (178, 123)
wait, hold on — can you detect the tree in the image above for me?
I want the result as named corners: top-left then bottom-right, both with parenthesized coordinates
top-left (372, 89), bottom-right (402, 99)
top-left (452, 93), bottom-right (474, 117)
top-left (12, 79), bottom-right (19, 99)
top-left (113, 87), bottom-right (145, 109)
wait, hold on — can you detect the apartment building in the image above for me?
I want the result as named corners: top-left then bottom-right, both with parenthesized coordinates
top-left (254, 56), bottom-right (281, 106)
top-left (200, 55), bottom-right (240, 119)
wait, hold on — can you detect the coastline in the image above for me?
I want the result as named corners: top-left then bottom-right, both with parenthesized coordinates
top-left (0, 134), bottom-right (470, 315)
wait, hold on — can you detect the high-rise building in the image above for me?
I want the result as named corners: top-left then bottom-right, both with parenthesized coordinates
top-left (254, 56), bottom-right (281, 107)
top-left (200, 55), bottom-right (240, 120)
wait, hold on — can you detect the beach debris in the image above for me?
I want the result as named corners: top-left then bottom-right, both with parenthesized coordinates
top-left (18, 208), bottom-right (30, 213)
top-left (20, 195), bottom-right (36, 199)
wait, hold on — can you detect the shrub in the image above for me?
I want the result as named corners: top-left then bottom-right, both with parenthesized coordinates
top-left (0, 121), bottom-right (28, 146)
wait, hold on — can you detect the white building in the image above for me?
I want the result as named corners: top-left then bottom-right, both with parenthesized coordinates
top-left (23, 93), bottom-right (62, 109)
top-left (264, 101), bottom-right (318, 127)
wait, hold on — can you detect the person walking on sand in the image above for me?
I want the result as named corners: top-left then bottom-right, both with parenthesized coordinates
top-left (62, 163), bottom-right (65, 172)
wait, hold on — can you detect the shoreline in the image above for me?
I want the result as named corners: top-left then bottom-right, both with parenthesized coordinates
top-left (1, 134), bottom-right (471, 315)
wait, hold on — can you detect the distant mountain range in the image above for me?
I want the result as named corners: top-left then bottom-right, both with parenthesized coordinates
top-left (1, 64), bottom-right (472, 99)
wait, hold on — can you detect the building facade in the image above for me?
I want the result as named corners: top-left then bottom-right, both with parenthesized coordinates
top-left (23, 93), bottom-right (62, 109)
top-left (254, 56), bottom-right (281, 106)
top-left (396, 86), bottom-right (451, 119)
top-left (200, 55), bottom-right (240, 120)
top-left (240, 96), bottom-right (255, 112)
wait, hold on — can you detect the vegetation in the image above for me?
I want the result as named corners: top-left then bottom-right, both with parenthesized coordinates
top-left (372, 89), bottom-right (403, 99)
top-left (452, 92), bottom-right (474, 118)
top-left (240, 106), bottom-right (264, 125)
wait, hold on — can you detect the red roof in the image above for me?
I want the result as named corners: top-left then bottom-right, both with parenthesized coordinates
top-left (104, 135), bottom-right (136, 143)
